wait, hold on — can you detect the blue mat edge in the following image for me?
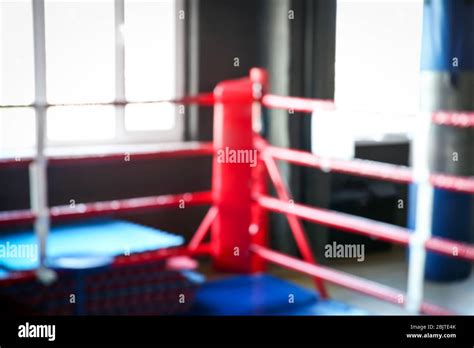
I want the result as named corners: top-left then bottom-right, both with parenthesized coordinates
top-left (188, 274), bottom-right (369, 316)
top-left (0, 219), bottom-right (184, 271)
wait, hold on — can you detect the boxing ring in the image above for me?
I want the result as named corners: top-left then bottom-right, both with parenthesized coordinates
top-left (0, 68), bottom-right (473, 315)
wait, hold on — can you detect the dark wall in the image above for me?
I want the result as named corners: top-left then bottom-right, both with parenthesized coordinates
top-left (0, 169), bottom-right (30, 212)
top-left (0, 157), bottom-right (212, 239)
top-left (187, 0), bottom-right (261, 141)
top-left (259, 0), bottom-right (338, 258)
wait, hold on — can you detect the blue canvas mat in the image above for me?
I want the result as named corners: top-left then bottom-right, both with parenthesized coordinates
top-left (0, 219), bottom-right (184, 272)
top-left (190, 274), bottom-right (367, 315)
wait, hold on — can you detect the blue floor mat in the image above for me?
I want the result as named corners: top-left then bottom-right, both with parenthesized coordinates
top-left (0, 219), bottom-right (184, 271)
top-left (190, 274), bottom-right (367, 315)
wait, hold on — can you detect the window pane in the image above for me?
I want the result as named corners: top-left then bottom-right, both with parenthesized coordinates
top-left (45, 0), bottom-right (115, 103)
top-left (47, 106), bottom-right (115, 142)
top-left (0, 108), bottom-right (36, 154)
top-left (124, 0), bottom-right (176, 133)
top-left (335, 0), bottom-right (423, 113)
top-left (125, 103), bottom-right (175, 131)
top-left (0, 0), bottom-right (34, 105)
top-left (124, 0), bottom-right (175, 102)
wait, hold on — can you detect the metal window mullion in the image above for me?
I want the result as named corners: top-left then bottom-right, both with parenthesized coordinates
top-left (114, 0), bottom-right (126, 140)
top-left (31, 0), bottom-right (50, 275)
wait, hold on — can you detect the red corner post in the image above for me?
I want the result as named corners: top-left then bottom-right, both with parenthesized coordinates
top-left (211, 72), bottom-right (255, 272)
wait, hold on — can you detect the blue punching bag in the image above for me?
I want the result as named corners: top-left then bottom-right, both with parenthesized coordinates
top-left (408, 0), bottom-right (474, 281)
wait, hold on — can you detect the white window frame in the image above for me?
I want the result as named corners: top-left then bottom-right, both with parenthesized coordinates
top-left (2, 0), bottom-right (183, 152)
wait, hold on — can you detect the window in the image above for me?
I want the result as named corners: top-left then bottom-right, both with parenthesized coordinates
top-left (124, 0), bottom-right (176, 133)
top-left (0, 0), bottom-right (180, 156)
top-left (334, 0), bottom-right (424, 142)
top-left (0, 0), bottom-right (35, 154)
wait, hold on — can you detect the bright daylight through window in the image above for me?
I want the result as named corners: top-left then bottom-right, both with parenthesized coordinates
top-left (0, 0), bottom-right (178, 157)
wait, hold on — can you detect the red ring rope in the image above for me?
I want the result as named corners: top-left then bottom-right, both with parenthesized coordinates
top-left (432, 111), bottom-right (474, 128)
